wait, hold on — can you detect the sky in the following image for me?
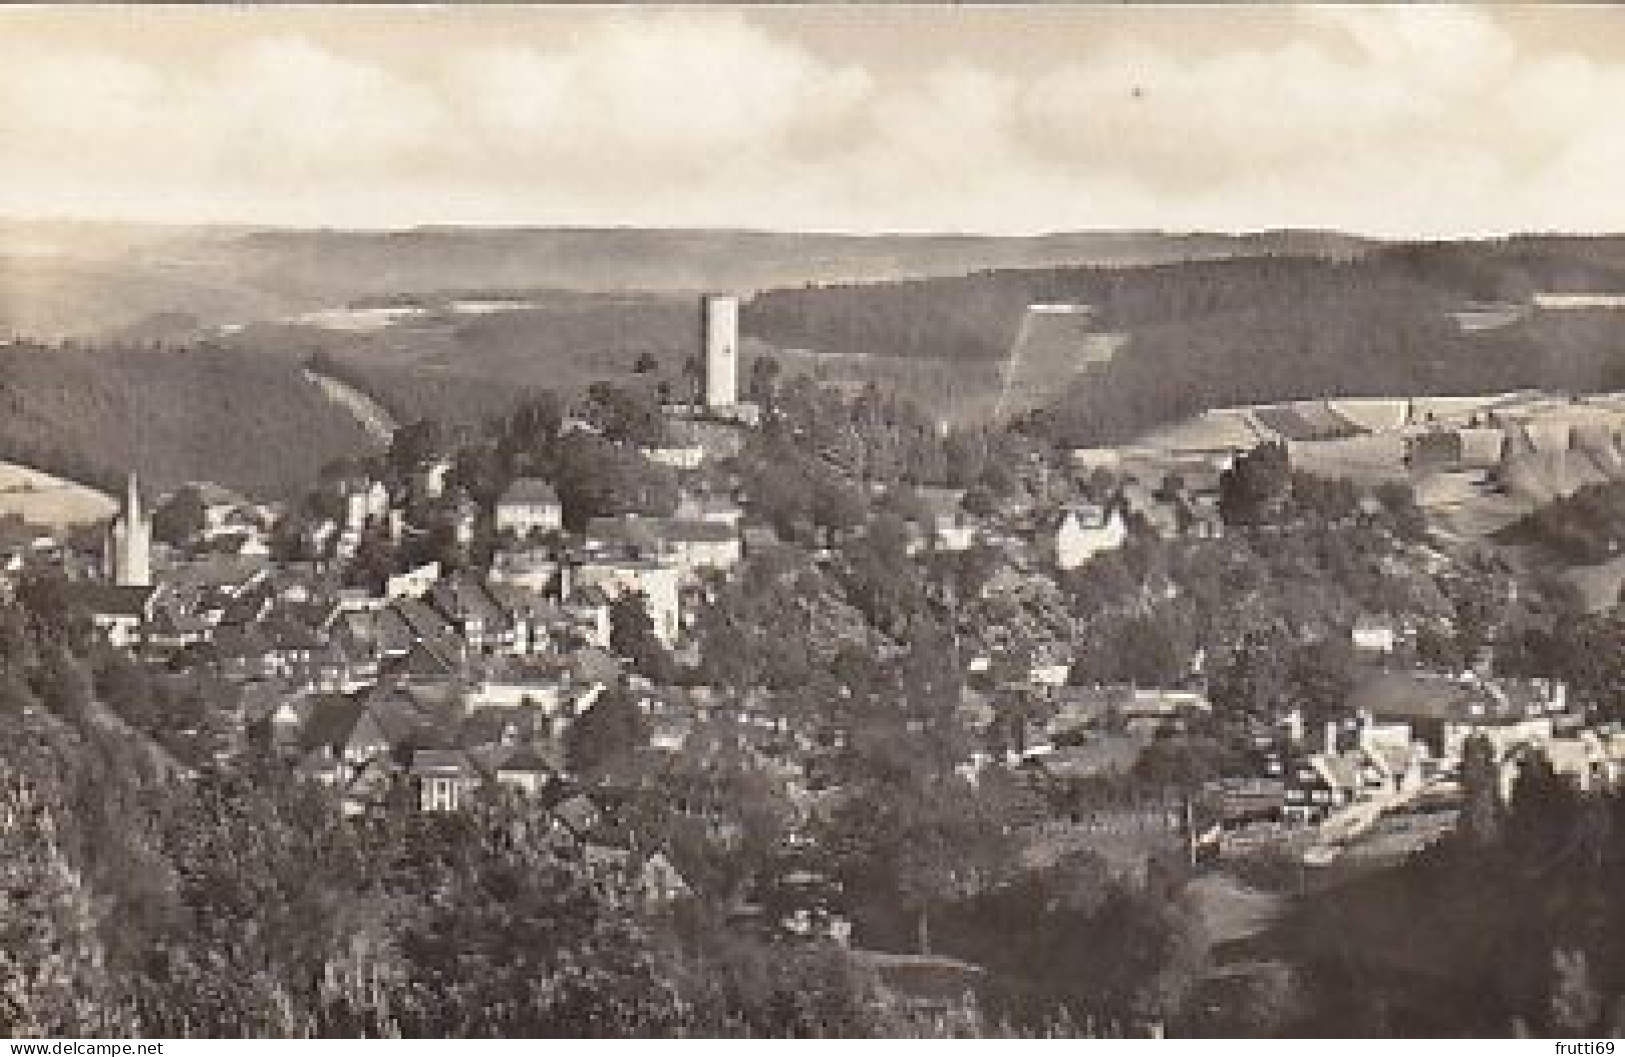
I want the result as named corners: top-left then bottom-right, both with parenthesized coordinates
top-left (2, 4), bottom-right (1625, 237)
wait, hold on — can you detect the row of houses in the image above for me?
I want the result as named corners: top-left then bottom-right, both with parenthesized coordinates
top-left (1271, 672), bottom-right (1617, 824)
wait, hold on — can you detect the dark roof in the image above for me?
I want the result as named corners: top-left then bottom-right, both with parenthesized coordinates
top-left (66, 582), bottom-right (156, 617)
top-left (1348, 672), bottom-right (1479, 722)
top-left (430, 576), bottom-right (510, 630)
top-left (496, 744), bottom-right (558, 774)
top-left (300, 696), bottom-right (367, 752)
top-left (500, 478), bottom-right (560, 506)
top-left (655, 518), bottom-right (737, 544)
top-left (411, 748), bottom-right (478, 775)
top-left (160, 555), bottom-right (269, 591)
top-left (584, 516), bottom-right (662, 554)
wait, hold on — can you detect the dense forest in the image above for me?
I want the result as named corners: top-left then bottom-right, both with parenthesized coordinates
top-left (0, 341), bottom-right (380, 499)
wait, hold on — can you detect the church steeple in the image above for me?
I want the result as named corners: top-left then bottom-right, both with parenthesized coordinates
top-left (108, 470), bottom-right (152, 588)
top-left (126, 471), bottom-right (142, 524)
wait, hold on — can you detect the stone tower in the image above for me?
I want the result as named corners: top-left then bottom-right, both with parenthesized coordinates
top-left (701, 294), bottom-right (739, 410)
top-left (107, 471), bottom-right (152, 587)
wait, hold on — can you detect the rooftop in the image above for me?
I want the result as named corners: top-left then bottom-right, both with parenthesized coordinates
top-left (500, 478), bottom-right (560, 506)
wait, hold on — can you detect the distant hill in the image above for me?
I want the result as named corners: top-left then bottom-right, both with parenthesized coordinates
top-left (0, 220), bottom-right (1373, 339)
top-left (745, 242), bottom-right (1625, 442)
top-left (0, 341), bottom-right (381, 499)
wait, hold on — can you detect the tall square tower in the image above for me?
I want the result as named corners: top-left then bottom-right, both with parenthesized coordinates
top-left (702, 294), bottom-right (738, 410)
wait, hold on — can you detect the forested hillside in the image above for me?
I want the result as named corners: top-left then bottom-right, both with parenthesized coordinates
top-left (0, 342), bottom-right (381, 499)
top-left (745, 241), bottom-right (1625, 445)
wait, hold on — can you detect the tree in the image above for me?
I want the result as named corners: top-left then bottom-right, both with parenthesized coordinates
top-left (552, 434), bottom-right (678, 530)
top-left (609, 592), bottom-right (674, 683)
top-left (15, 570), bottom-right (91, 654)
top-left (151, 485), bottom-right (207, 546)
top-left (584, 382), bottom-right (666, 447)
top-left (0, 767), bottom-right (136, 1037)
top-left (1218, 442), bottom-right (1290, 527)
top-left (0, 671), bottom-right (38, 716)
top-left (682, 355), bottom-right (704, 405)
top-left (632, 351), bottom-right (660, 375)
top-left (35, 649), bottom-right (94, 723)
top-left (962, 483), bottom-right (997, 519)
top-left (1374, 480), bottom-right (1427, 540)
top-left (1459, 733), bottom-right (1502, 848)
top-left (810, 477), bottom-right (868, 541)
top-left (499, 391), bottom-right (564, 472)
top-left (1549, 948), bottom-right (1602, 1036)
top-left (94, 650), bottom-right (158, 730)
top-left (565, 682), bottom-right (649, 778)
top-left (388, 418), bottom-right (442, 478)
top-left (747, 356), bottom-right (781, 411)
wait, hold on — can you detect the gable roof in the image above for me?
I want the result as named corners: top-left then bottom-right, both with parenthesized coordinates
top-left (499, 478), bottom-right (560, 506)
top-left (68, 582), bottom-right (157, 618)
top-left (410, 748), bottom-right (480, 776)
top-left (300, 696), bottom-right (368, 752)
top-left (655, 518), bottom-right (737, 544)
top-left (1348, 672), bottom-right (1478, 723)
top-left (495, 743), bottom-right (559, 775)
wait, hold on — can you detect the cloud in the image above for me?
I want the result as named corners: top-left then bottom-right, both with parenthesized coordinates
top-left (0, 6), bottom-right (1622, 235)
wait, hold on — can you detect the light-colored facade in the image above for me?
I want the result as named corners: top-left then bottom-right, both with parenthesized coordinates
top-left (108, 472), bottom-right (152, 588)
top-left (1054, 503), bottom-right (1127, 571)
top-left (495, 479), bottom-right (564, 538)
top-left (702, 294), bottom-right (739, 410)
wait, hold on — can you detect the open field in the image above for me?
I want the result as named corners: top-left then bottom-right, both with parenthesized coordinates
top-left (0, 462), bottom-right (115, 527)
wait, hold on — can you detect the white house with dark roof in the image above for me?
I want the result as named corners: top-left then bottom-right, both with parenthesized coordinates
top-left (411, 749), bottom-right (482, 812)
top-left (495, 478), bottom-right (564, 538)
top-left (1053, 502), bottom-right (1128, 571)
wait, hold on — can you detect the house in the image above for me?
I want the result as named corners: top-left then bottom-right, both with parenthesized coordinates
top-left (495, 478), bottom-right (563, 539)
top-left (486, 582), bottom-right (562, 656)
top-left (385, 596), bottom-right (466, 673)
top-left (465, 667), bottom-right (568, 711)
top-left (1351, 614), bottom-right (1401, 656)
top-left (857, 951), bottom-right (984, 1018)
top-left (429, 576), bottom-right (516, 655)
top-left (640, 443), bottom-right (707, 470)
top-left (492, 744), bottom-right (559, 795)
top-left (636, 851), bottom-right (693, 906)
top-left (299, 696), bottom-right (392, 766)
top-left (1054, 502), bottom-right (1128, 571)
top-left (1283, 752), bottom-right (1360, 823)
top-left (675, 493), bottom-right (744, 526)
top-left (411, 749), bottom-right (482, 812)
top-left (571, 558), bottom-right (682, 645)
top-left (548, 790), bottom-right (604, 840)
top-left (1347, 671), bottom-right (1561, 763)
top-left (67, 582), bottom-right (158, 649)
top-left (1406, 430), bottom-right (1465, 472)
top-left (913, 486), bottom-right (978, 552)
top-left (413, 457), bottom-right (454, 501)
top-left (654, 518), bottom-right (741, 580)
top-left (488, 548), bottom-right (562, 594)
top-left (338, 477), bottom-right (390, 532)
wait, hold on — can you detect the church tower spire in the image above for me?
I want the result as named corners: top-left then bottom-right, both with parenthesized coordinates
top-left (109, 470), bottom-right (152, 588)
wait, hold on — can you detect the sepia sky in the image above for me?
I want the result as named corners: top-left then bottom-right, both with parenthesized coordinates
top-left (3, 4), bottom-right (1625, 236)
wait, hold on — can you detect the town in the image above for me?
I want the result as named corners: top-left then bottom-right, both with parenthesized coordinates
top-left (9, 3), bottom-right (1625, 1043)
top-left (11, 281), bottom-right (1625, 1037)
